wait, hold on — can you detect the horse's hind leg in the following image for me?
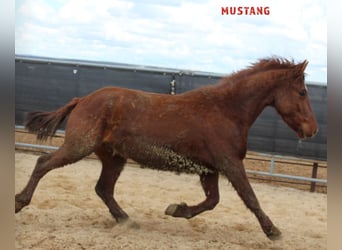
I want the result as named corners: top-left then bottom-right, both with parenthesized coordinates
top-left (165, 171), bottom-right (219, 219)
top-left (15, 145), bottom-right (92, 213)
top-left (95, 146), bottom-right (129, 222)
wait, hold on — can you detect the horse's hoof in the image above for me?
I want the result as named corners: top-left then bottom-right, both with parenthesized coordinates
top-left (15, 201), bottom-right (22, 213)
top-left (165, 202), bottom-right (192, 218)
top-left (15, 195), bottom-right (28, 213)
top-left (165, 203), bottom-right (180, 216)
top-left (266, 225), bottom-right (282, 241)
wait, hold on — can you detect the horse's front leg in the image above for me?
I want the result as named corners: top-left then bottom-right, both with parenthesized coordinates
top-left (221, 158), bottom-right (282, 240)
top-left (165, 171), bottom-right (219, 218)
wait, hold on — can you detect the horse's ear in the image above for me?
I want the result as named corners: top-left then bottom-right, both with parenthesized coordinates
top-left (298, 60), bottom-right (309, 73)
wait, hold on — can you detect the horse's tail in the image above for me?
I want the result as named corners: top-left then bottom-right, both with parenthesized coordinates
top-left (24, 97), bottom-right (81, 141)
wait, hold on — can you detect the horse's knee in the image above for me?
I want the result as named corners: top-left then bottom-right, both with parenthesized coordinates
top-left (95, 182), bottom-right (106, 202)
top-left (95, 181), bottom-right (113, 204)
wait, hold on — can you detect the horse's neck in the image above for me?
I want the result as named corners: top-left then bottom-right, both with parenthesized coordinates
top-left (218, 72), bottom-right (279, 131)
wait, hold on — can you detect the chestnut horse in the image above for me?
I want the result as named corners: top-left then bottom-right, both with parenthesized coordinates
top-left (15, 57), bottom-right (318, 240)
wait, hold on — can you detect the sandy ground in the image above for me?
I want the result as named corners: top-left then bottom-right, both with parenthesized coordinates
top-left (15, 152), bottom-right (327, 249)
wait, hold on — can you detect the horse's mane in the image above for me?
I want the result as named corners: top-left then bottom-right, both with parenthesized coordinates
top-left (186, 56), bottom-right (306, 95)
top-left (223, 57), bottom-right (303, 84)
top-left (249, 57), bottom-right (297, 71)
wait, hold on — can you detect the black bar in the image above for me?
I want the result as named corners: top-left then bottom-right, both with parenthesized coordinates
top-left (310, 162), bottom-right (319, 192)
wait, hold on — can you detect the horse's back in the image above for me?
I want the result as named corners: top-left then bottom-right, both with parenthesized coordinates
top-left (62, 86), bottom-right (174, 147)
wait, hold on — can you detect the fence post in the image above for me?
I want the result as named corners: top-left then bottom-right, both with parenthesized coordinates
top-left (310, 162), bottom-right (319, 192)
top-left (270, 157), bottom-right (275, 173)
top-left (170, 78), bottom-right (176, 95)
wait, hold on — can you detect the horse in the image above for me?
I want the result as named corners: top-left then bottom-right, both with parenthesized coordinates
top-left (15, 57), bottom-right (318, 240)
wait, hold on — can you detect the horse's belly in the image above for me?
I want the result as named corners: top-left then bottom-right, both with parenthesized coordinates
top-left (117, 141), bottom-right (213, 175)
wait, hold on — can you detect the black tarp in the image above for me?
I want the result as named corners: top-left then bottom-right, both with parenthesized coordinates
top-left (15, 55), bottom-right (327, 161)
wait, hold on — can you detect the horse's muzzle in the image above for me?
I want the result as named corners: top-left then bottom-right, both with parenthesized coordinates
top-left (298, 125), bottom-right (319, 140)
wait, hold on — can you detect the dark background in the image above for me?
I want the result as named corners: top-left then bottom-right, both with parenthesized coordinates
top-left (15, 55), bottom-right (327, 161)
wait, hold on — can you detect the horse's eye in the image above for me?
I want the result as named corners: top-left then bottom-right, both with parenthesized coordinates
top-left (299, 89), bottom-right (306, 97)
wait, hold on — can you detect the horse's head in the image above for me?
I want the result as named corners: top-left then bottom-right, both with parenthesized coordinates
top-left (273, 60), bottom-right (318, 139)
